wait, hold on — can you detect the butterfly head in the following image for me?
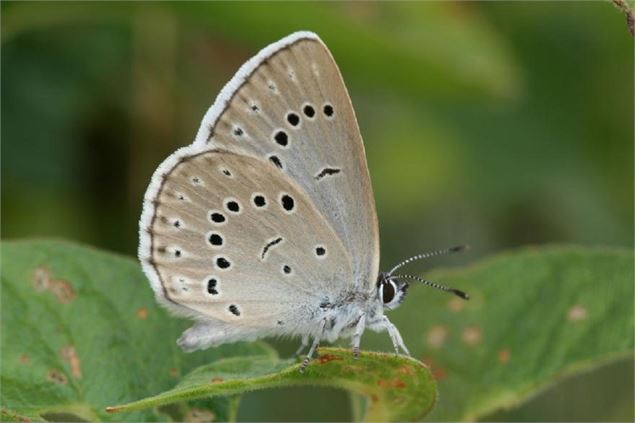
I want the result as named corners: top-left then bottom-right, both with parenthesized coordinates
top-left (376, 272), bottom-right (409, 310)
top-left (378, 245), bottom-right (471, 311)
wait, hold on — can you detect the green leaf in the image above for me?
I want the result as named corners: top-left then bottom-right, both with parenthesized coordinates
top-left (1, 240), bottom-right (436, 422)
top-left (0, 240), bottom-right (272, 422)
top-left (363, 246), bottom-right (634, 421)
top-left (3, 241), bottom-right (630, 421)
top-left (106, 347), bottom-right (436, 422)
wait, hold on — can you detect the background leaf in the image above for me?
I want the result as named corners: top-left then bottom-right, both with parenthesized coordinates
top-left (107, 348), bottom-right (436, 422)
top-left (0, 240), bottom-right (271, 422)
top-left (362, 246), bottom-right (634, 421)
top-left (0, 240), bottom-right (436, 422)
top-left (3, 241), bottom-right (631, 422)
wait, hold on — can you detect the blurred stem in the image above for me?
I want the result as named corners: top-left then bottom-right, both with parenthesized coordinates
top-left (610, 0), bottom-right (635, 36)
top-left (227, 395), bottom-right (241, 423)
top-left (349, 393), bottom-right (367, 422)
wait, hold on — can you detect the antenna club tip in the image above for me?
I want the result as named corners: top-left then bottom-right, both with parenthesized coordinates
top-left (452, 289), bottom-right (470, 300)
top-left (451, 245), bottom-right (470, 252)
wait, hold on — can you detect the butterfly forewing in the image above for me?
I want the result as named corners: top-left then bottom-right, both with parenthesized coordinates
top-left (200, 35), bottom-right (379, 289)
top-left (147, 149), bottom-right (353, 327)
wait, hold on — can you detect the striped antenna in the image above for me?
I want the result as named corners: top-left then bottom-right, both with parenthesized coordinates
top-left (388, 274), bottom-right (469, 300)
top-left (387, 245), bottom-right (469, 276)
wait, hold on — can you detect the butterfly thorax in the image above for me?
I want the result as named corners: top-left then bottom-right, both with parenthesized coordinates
top-left (307, 285), bottom-right (386, 343)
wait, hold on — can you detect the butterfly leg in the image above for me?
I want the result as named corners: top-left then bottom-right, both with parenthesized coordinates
top-left (351, 312), bottom-right (366, 358)
top-left (299, 318), bottom-right (327, 373)
top-left (382, 316), bottom-right (411, 356)
top-left (293, 334), bottom-right (310, 358)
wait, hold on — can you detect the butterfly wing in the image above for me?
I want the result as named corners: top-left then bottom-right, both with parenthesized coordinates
top-left (139, 32), bottom-right (379, 350)
top-left (140, 147), bottom-right (354, 347)
top-left (193, 32), bottom-right (379, 289)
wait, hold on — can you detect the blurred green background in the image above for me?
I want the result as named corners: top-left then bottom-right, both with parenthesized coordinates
top-left (2, 2), bottom-right (633, 421)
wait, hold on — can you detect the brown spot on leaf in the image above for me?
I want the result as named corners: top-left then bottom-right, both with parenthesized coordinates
top-left (47, 369), bottom-right (68, 385)
top-left (567, 304), bottom-right (588, 322)
top-left (317, 353), bottom-right (343, 364)
top-left (431, 366), bottom-right (446, 381)
top-left (426, 325), bottom-right (447, 349)
top-left (169, 368), bottom-right (179, 377)
top-left (392, 378), bottom-right (406, 388)
top-left (19, 354), bottom-right (30, 364)
top-left (185, 408), bottom-right (215, 423)
top-left (33, 267), bottom-right (76, 303)
top-left (33, 267), bottom-right (51, 291)
top-left (462, 326), bottom-right (482, 346)
top-left (447, 297), bottom-right (465, 312)
top-left (421, 356), bottom-right (446, 381)
top-left (50, 279), bottom-right (76, 304)
top-left (498, 348), bottom-right (510, 364)
top-left (370, 393), bottom-right (379, 403)
top-left (136, 307), bottom-right (149, 319)
top-left (377, 378), bottom-right (407, 389)
top-left (60, 345), bottom-right (82, 379)
top-left (398, 365), bottom-right (415, 376)
top-left (210, 377), bottom-right (224, 383)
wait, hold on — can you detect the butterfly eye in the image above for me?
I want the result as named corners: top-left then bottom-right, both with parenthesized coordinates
top-left (381, 280), bottom-right (396, 304)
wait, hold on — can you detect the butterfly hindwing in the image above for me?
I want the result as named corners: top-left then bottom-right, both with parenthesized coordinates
top-left (197, 32), bottom-right (380, 289)
top-left (144, 149), bottom-right (353, 328)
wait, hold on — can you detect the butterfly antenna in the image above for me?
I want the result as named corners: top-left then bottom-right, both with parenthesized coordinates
top-left (388, 274), bottom-right (469, 300)
top-left (387, 245), bottom-right (469, 276)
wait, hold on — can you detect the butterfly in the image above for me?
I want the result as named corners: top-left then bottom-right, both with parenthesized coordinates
top-left (139, 31), bottom-right (468, 372)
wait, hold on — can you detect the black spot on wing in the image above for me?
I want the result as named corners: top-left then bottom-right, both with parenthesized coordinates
top-left (269, 155), bottom-right (283, 169)
top-left (315, 167), bottom-right (341, 180)
top-left (261, 237), bottom-right (283, 259)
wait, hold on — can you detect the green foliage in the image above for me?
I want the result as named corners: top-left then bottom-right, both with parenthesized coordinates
top-left (365, 245), bottom-right (634, 420)
top-left (0, 240), bottom-right (435, 422)
top-left (107, 348), bottom-right (435, 422)
top-left (2, 241), bottom-right (632, 422)
top-left (0, 240), bottom-right (270, 422)
top-left (1, 2), bottom-right (520, 99)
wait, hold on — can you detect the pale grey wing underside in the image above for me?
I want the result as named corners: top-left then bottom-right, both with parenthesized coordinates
top-left (199, 36), bottom-right (379, 289)
top-left (146, 149), bottom-right (353, 328)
